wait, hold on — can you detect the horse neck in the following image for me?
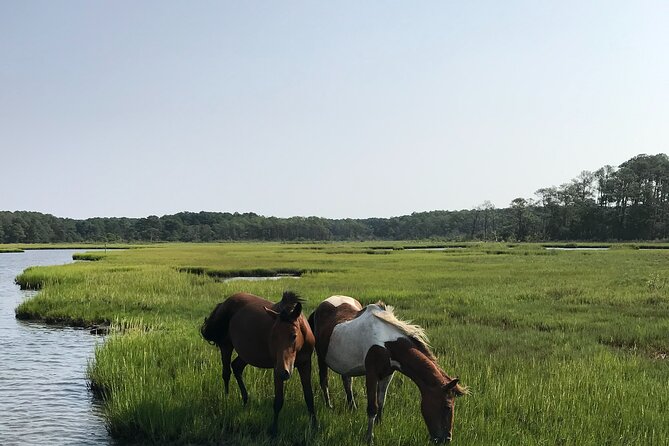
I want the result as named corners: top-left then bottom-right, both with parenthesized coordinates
top-left (388, 338), bottom-right (447, 392)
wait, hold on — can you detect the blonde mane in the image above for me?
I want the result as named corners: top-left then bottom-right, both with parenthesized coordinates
top-left (371, 301), bottom-right (436, 360)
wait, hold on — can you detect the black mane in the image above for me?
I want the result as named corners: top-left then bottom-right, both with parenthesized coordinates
top-left (279, 290), bottom-right (303, 306)
top-left (275, 291), bottom-right (304, 320)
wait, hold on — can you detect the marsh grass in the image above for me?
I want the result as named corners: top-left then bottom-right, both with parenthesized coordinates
top-left (541, 243), bottom-right (612, 249)
top-left (14, 242), bottom-right (669, 445)
top-left (73, 252), bottom-right (107, 261)
top-left (177, 266), bottom-right (330, 280)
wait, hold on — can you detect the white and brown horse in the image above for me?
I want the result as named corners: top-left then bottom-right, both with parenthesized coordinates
top-left (308, 295), bottom-right (467, 444)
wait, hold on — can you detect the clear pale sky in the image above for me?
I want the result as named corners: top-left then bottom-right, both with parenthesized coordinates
top-left (1, 1), bottom-right (667, 219)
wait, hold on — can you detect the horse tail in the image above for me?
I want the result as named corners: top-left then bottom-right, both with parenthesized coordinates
top-left (201, 301), bottom-right (231, 346)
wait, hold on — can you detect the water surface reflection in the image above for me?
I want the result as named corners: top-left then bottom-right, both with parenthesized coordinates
top-left (0, 250), bottom-right (110, 446)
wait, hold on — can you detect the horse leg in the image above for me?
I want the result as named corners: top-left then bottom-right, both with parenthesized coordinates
top-left (317, 354), bottom-right (333, 409)
top-left (342, 375), bottom-right (357, 410)
top-left (364, 345), bottom-right (392, 445)
top-left (219, 341), bottom-right (233, 394)
top-left (268, 373), bottom-right (285, 437)
top-left (297, 360), bottom-right (318, 429)
top-left (375, 372), bottom-right (394, 424)
top-left (364, 371), bottom-right (379, 445)
top-left (231, 356), bottom-right (249, 404)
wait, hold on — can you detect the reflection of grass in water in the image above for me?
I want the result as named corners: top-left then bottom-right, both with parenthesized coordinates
top-left (14, 242), bottom-right (669, 445)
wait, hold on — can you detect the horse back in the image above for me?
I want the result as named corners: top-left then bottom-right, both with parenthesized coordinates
top-left (310, 295), bottom-right (363, 361)
top-left (201, 293), bottom-right (274, 345)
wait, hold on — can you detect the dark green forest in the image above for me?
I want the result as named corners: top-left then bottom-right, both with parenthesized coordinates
top-left (2, 154), bottom-right (668, 243)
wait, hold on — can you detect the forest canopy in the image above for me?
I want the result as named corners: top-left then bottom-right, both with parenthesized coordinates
top-left (2, 153), bottom-right (668, 243)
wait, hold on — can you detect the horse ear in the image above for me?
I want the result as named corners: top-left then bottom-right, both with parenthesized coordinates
top-left (264, 307), bottom-right (280, 319)
top-left (443, 378), bottom-right (459, 392)
top-left (288, 302), bottom-right (302, 321)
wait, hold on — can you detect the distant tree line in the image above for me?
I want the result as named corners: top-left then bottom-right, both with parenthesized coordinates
top-left (1, 153), bottom-right (667, 243)
top-left (527, 153), bottom-right (669, 241)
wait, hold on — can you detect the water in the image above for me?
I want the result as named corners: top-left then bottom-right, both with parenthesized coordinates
top-left (544, 247), bottom-right (610, 251)
top-left (0, 250), bottom-right (110, 446)
top-left (223, 275), bottom-right (301, 282)
top-left (404, 247), bottom-right (465, 251)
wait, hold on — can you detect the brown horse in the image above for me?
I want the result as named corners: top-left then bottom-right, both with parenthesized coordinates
top-left (201, 291), bottom-right (317, 436)
top-left (308, 295), bottom-right (467, 444)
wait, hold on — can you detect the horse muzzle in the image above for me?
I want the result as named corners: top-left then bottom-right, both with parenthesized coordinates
top-left (432, 435), bottom-right (451, 444)
top-left (278, 363), bottom-right (295, 381)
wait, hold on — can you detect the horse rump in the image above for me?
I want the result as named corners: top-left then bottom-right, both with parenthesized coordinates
top-left (200, 301), bottom-right (230, 345)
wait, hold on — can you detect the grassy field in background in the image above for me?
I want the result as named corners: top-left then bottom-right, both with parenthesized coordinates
top-left (8, 242), bottom-right (669, 445)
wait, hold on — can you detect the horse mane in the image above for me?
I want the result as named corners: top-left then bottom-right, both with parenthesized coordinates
top-left (279, 291), bottom-right (303, 306)
top-left (371, 301), bottom-right (437, 362)
top-left (275, 290), bottom-right (304, 313)
top-left (372, 301), bottom-right (470, 396)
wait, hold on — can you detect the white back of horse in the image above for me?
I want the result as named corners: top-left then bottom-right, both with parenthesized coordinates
top-left (325, 303), bottom-right (406, 376)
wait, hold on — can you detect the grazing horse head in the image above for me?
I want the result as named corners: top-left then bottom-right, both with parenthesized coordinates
top-left (264, 302), bottom-right (304, 381)
top-left (420, 378), bottom-right (467, 443)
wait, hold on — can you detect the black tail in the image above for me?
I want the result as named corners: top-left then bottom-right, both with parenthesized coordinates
top-left (200, 301), bottom-right (230, 345)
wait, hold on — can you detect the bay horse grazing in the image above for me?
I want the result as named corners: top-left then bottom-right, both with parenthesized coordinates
top-left (309, 296), bottom-right (467, 444)
top-left (201, 291), bottom-right (317, 436)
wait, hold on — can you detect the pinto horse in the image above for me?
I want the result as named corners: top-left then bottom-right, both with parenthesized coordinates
top-left (309, 295), bottom-right (467, 444)
top-left (201, 291), bottom-right (317, 436)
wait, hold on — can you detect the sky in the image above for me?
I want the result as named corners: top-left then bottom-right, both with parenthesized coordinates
top-left (1, 1), bottom-right (668, 220)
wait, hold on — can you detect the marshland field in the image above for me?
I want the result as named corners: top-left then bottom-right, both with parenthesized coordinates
top-left (10, 242), bottom-right (669, 445)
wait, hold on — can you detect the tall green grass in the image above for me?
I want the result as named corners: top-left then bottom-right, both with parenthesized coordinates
top-left (14, 242), bottom-right (669, 445)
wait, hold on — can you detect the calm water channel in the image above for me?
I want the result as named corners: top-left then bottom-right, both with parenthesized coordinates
top-left (0, 250), bottom-right (111, 446)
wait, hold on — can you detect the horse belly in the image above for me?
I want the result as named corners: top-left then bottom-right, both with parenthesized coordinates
top-left (229, 312), bottom-right (274, 368)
